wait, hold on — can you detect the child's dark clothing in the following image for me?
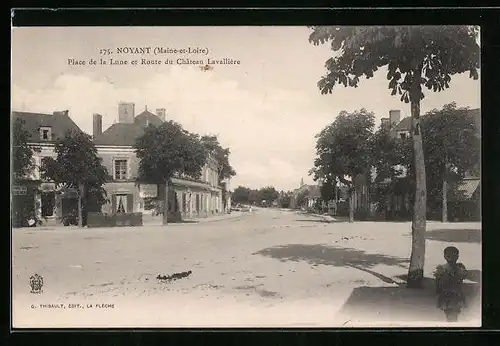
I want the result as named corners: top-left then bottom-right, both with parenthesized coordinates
top-left (434, 262), bottom-right (468, 320)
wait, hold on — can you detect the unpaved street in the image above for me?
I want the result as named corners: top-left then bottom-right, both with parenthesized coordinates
top-left (12, 208), bottom-right (481, 328)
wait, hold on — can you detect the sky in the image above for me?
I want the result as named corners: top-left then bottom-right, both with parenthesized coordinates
top-left (11, 26), bottom-right (480, 192)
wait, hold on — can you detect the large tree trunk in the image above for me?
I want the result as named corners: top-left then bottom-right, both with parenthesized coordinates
top-left (442, 177), bottom-right (448, 223)
top-left (407, 99), bottom-right (427, 289)
top-left (442, 154), bottom-right (448, 223)
top-left (348, 186), bottom-right (354, 223)
top-left (78, 183), bottom-right (84, 228)
top-left (162, 181), bottom-right (169, 225)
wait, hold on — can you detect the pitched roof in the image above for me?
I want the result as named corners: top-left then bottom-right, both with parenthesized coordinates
top-left (93, 109), bottom-right (164, 146)
top-left (93, 123), bottom-right (146, 146)
top-left (449, 178), bottom-right (480, 202)
top-left (392, 108), bottom-right (481, 134)
top-left (307, 185), bottom-right (321, 198)
top-left (134, 110), bottom-right (164, 127)
top-left (12, 110), bottom-right (83, 143)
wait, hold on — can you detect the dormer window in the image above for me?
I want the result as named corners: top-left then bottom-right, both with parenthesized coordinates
top-left (40, 126), bottom-right (52, 140)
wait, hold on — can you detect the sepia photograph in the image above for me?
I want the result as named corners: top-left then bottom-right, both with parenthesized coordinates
top-left (11, 25), bottom-right (481, 328)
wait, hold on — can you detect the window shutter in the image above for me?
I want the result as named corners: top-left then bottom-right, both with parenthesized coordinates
top-left (127, 194), bottom-right (133, 213)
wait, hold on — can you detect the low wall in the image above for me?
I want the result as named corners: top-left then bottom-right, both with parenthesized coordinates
top-left (87, 212), bottom-right (143, 228)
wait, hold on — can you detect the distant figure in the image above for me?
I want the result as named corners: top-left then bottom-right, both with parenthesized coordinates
top-left (27, 212), bottom-right (37, 227)
top-left (433, 246), bottom-right (468, 322)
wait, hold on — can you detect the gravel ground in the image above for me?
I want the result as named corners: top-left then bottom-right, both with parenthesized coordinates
top-left (12, 208), bottom-right (481, 328)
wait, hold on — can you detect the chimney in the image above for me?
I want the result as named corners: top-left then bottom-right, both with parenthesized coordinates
top-left (118, 102), bottom-right (135, 124)
top-left (389, 110), bottom-right (401, 128)
top-left (93, 113), bottom-right (103, 138)
top-left (381, 118), bottom-right (390, 128)
top-left (53, 110), bottom-right (69, 117)
top-left (156, 108), bottom-right (166, 122)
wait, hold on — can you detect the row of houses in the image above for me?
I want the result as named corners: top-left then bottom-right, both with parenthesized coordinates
top-left (291, 109), bottom-right (481, 221)
top-left (12, 103), bottom-right (232, 226)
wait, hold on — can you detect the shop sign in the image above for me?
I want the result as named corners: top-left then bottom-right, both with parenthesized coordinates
top-left (13, 185), bottom-right (27, 195)
top-left (139, 184), bottom-right (157, 198)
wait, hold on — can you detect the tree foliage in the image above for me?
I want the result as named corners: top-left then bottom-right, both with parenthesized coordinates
top-left (232, 185), bottom-right (280, 206)
top-left (41, 130), bottom-right (108, 194)
top-left (422, 102), bottom-right (480, 180)
top-left (40, 130), bottom-right (109, 224)
top-left (311, 109), bottom-right (375, 188)
top-left (258, 186), bottom-right (280, 204)
top-left (309, 26), bottom-right (479, 104)
top-left (12, 118), bottom-right (37, 179)
top-left (200, 135), bottom-right (236, 184)
top-left (134, 121), bottom-right (207, 183)
top-left (422, 102), bottom-right (480, 213)
top-left (295, 188), bottom-right (309, 209)
top-left (232, 186), bottom-right (251, 205)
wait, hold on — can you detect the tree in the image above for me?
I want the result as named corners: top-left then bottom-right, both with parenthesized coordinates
top-left (278, 192), bottom-right (292, 208)
top-left (201, 135), bottom-right (236, 211)
top-left (295, 189), bottom-right (309, 209)
top-left (309, 25), bottom-right (480, 288)
top-left (40, 130), bottom-right (109, 227)
top-left (12, 118), bottom-right (37, 179)
top-left (319, 177), bottom-right (336, 203)
top-left (134, 121), bottom-right (207, 225)
top-left (422, 102), bottom-right (480, 222)
top-left (232, 186), bottom-right (251, 205)
top-left (258, 186), bottom-right (280, 205)
top-left (310, 109), bottom-right (375, 222)
top-left (248, 189), bottom-right (260, 205)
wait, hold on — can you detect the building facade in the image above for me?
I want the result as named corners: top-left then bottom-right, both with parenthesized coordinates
top-left (375, 108), bottom-right (480, 220)
top-left (93, 104), bottom-right (228, 220)
top-left (12, 110), bottom-right (83, 226)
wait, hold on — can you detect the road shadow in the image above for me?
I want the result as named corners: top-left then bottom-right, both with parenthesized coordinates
top-left (426, 229), bottom-right (481, 244)
top-left (339, 276), bottom-right (481, 324)
top-left (173, 220), bottom-right (199, 224)
top-left (294, 219), bottom-right (346, 223)
top-left (255, 244), bottom-right (408, 284)
top-left (395, 274), bottom-right (481, 296)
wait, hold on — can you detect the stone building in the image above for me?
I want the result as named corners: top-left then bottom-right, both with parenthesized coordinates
top-left (11, 110), bottom-right (83, 226)
top-left (92, 103), bottom-right (227, 220)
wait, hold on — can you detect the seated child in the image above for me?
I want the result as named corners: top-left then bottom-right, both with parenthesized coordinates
top-left (433, 246), bottom-right (468, 322)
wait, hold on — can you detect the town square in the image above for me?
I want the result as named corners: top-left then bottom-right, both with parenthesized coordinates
top-left (11, 25), bottom-right (481, 328)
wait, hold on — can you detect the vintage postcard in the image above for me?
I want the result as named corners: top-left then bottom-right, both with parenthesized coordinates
top-left (11, 25), bottom-right (481, 328)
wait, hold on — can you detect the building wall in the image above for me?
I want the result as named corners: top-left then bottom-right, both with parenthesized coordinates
top-left (95, 145), bottom-right (225, 218)
top-left (97, 147), bottom-right (140, 182)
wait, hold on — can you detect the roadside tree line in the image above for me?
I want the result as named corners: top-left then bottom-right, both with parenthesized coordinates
top-left (231, 186), bottom-right (281, 207)
top-left (12, 118), bottom-right (235, 227)
top-left (311, 103), bottom-right (480, 223)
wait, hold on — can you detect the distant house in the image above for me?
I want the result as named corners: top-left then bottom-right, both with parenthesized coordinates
top-left (92, 104), bottom-right (229, 220)
top-left (11, 110), bottom-right (84, 226)
top-left (305, 185), bottom-right (321, 209)
top-left (289, 179), bottom-right (313, 209)
top-left (447, 177), bottom-right (480, 221)
top-left (375, 108), bottom-right (480, 221)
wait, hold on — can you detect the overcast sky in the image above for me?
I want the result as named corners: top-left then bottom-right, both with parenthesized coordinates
top-left (11, 26), bottom-right (480, 191)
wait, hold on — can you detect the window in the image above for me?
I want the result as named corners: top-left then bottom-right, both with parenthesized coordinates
top-left (39, 126), bottom-right (52, 140)
top-left (114, 159), bottom-right (128, 180)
